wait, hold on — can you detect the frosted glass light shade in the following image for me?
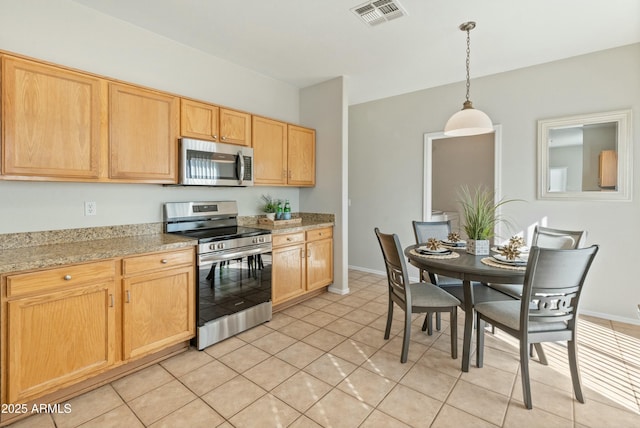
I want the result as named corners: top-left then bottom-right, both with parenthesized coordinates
top-left (444, 104), bottom-right (493, 136)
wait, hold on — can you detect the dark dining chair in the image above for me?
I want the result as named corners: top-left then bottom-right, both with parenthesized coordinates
top-left (487, 226), bottom-right (588, 361)
top-left (412, 220), bottom-right (464, 333)
top-left (375, 227), bottom-right (460, 363)
top-left (475, 245), bottom-right (599, 409)
top-left (488, 226), bottom-right (587, 299)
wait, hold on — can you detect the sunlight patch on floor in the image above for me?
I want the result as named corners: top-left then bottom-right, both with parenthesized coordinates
top-left (488, 318), bottom-right (640, 414)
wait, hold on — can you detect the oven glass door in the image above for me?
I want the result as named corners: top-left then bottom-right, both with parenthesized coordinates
top-left (197, 252), bottom-right (272, 326)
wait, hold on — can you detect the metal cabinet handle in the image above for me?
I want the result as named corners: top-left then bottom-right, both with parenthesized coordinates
top-left (221, 136), bottom-right (227, 140)
top-left (109, 294), bottom-right (114, 307)
top-left (126, 290), bottom-right (131, 303)
top-left (161, 259), bottom-right (168, 264)
top-left (64, 275), bottom-right (72, 281)
top-left (286, 237), bottom-right (292, 241)
top-left (212, 134), bottom-right (218, 140)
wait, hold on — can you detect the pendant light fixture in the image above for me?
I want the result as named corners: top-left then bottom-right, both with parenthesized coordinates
top-left (444, 21), bottom-right (493, 136)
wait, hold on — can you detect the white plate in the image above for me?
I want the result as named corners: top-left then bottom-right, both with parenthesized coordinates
top-left (441, 240), bottom-right (466, 246)
top-left (417, 246), bottom-right (449, 254)
top-left (492, 254), bottom-right (528, 265)
top-left (492, 246), bottom-right (529, 253)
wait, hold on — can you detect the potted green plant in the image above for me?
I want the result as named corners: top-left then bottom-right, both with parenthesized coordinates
top-left (457, 185), bottom-right (519, 255)
top-left (261, 194), bottom-right (278, 220)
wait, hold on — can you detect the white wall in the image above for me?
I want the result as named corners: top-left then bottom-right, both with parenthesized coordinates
top-left (349, 43), bottom-right (640, 324)
top-left (0, 0), bottom-right (302, 232)
top-left (299, 77), bottom-right (349, 294)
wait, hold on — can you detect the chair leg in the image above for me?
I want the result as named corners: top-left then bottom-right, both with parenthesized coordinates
top-left (534, 343), bottom-right (548, 365)
top-left (401, 309), bottom-right (411, 363)
top-left (384, 299), bottom-right (394, 340)
top-left (421, 312), bottom-right (432, 334)
top-left (520, 341), bottom-right (533, 409)
top-left (436, 312), bottom-right (442, 331)
top-left (476, 313), bottom-right (484, 368)
top-left (568, 339), bottom-right (585, 403)
top-left (450, 308), bottom-right (458, 359)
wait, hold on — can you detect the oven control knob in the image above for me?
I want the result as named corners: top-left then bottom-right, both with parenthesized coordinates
top-left (217, 243), bottom-right (225, 250)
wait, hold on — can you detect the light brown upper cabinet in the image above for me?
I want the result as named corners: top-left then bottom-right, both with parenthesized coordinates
top-left (180, 98), bottom-right (251, 146)
top-left (109, 83), bottom-right (179, 183)
top-left (1, 55), bottom-right (107, 181)
top-left (253, 119), bottom-right (316, 187)
top-left (287, 125), bottom-right (315, 186)
top-left (252, 116), bottom-right (288, 185)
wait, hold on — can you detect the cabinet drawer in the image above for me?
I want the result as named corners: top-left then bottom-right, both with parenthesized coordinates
top-left (6, 260), bottom-right (115, 298)
top-left (123, 249), bottom-right (194, 276)
top-left (306, 227), bottom-right (333, 242)
top-left (272, 232), bottom-right (305, 247)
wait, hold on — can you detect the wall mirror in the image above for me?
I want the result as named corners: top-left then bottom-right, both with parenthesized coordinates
top-left (537, 109), bottom-right (632, 201)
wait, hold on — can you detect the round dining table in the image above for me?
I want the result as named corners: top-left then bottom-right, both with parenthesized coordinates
top-left (404, 244), bottom-right (526, 372)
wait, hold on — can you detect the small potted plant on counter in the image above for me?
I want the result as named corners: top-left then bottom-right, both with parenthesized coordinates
top-left (458, 185), bottom-right (520, 255)
top-left (261, 194), bottom-right (277, 221)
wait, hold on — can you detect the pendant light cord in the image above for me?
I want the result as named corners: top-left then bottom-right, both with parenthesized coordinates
top-left (465, 26), bottom-right (471, 103)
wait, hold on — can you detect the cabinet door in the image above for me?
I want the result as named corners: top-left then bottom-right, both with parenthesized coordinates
top-left (287, 125), bottom-right (315, 186)
top-left (180, 99), bottom-right (219, 142)
top-left (2, 56), bottom-right (106, 180)
top-left (219, 108), bottom-right (251, 146)
top-left (272, 243), bottom-right (306, 304)
top-left (306, 238), bottom-right (333, 291)
top-left (599, 150), bottom-right (617, 188)
top-left (122, 266), bottom-right (194, 360)
top-left (6, 282), bottom-right (115, 403)
top-left (109, 83), bottom-right (179, 183)
top-left (252, 116), bottom-right (288, 185)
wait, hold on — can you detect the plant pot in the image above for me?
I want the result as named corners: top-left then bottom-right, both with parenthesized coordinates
top-left (265, 212), bottom-right (275, 221)
top-left (466, 239), bottom-right (490, 255)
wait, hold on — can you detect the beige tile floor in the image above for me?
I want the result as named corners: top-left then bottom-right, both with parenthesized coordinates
top-left (8, 270), bottom-right (640, 427)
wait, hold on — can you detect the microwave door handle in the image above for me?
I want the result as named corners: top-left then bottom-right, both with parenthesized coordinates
top-left (237, 151), bottom-right (245, 185)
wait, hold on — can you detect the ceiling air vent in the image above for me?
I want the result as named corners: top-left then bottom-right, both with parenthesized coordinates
top-left (351, 0), bottom-right (407, 26)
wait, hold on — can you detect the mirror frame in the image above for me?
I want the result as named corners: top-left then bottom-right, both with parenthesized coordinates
top-left (537, 109), bottom-right (633, 201)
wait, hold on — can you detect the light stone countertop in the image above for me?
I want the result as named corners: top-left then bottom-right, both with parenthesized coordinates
top-left (240, 212), bottom-right (335, 234)
top-left (0, 234), bottom-right (197, 274)
top-left (0, 213), bottom-right (334, 274)
top-left (0, 222), bottom-right (197, 274)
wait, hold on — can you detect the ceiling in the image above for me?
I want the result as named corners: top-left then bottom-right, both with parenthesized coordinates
top-left (71, 0), bottom-right (640, 105)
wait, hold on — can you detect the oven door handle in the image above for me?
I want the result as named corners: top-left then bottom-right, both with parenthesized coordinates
top-left (199, 246), bottom-right (270, 267)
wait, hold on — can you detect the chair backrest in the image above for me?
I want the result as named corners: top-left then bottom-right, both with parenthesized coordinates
top-left (520, 245), bottom-right (599, 330)
top-left (531, 226), bottom-right (587, 249)
top-left (374, 228), bottom-right (411, 307)
top-left (412, 220), bottom-right (451, 244)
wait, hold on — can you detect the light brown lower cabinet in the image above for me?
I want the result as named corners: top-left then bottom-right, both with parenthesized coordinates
top-left (0, 248), bottom-right (195, 408)
top-left (272, 227), bottom-right (333, 306)
top-left (122, 250), bottom-right (195, 360)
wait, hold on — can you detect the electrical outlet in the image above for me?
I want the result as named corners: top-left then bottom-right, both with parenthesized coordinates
top-left (84, 201), bottom-right (97, 216)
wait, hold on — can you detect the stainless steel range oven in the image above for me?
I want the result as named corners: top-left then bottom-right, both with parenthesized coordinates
top-left (164, 201), bottom-right (272, 350)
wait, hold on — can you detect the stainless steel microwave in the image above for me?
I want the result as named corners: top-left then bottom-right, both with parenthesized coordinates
top-left (179, 138), bottom-right (253, 186)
